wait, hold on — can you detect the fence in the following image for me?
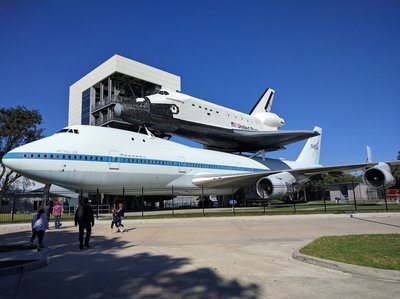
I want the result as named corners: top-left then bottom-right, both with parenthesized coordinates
top-left (0, 183), bottom-right (398, 223)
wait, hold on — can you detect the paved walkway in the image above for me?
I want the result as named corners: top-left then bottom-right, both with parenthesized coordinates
top-left (0, 213), bottom-right (399, 299)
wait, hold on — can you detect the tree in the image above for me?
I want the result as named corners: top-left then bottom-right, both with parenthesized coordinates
top-left (0, 106), bottom-right (44, 195)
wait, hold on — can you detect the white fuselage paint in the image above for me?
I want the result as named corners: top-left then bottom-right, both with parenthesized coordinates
top-left (4, 126), bottom-right (272, 195)
top-left (141, 90), bottom-right (284, 132)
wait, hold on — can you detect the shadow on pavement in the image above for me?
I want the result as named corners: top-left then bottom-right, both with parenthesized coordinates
top-left (0, 226), bottom-right (260, 299)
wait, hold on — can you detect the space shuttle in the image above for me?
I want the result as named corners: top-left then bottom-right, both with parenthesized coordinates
top-left (114, 88), bottom-right (319, 153)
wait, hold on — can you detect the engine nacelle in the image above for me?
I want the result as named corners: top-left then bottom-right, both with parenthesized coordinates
top-left (363, 162), bottom-right (395, 188)
top-left (256, 172), bottom-right (297, 199)
top-left (253, 112), bottom-right (285, 128)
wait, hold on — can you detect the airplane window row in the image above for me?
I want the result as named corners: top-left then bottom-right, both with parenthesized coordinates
top-left (23, 153), bottom-right (102, 161)
top-left (20, 153), bottom-right (260, 172)
top-left (57, 129), bottom-right (79, 134)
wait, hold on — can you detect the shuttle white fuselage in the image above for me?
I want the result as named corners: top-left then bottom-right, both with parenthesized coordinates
top-left (114, 88), bottom-right (319, 152)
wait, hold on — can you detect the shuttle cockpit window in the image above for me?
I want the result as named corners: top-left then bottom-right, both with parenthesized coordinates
top-left (157, 90), bottom-right (170, 95)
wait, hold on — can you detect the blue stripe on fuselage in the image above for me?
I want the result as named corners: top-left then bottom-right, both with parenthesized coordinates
top-left (4, 152), bottom-right (266, 173)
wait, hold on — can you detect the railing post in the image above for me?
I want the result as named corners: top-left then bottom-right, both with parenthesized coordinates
top-left (352, 181), bottom-right (357, 212)
top-left (172, 186), bottom-right (174, 216)
top-left (141, 187), bottom-right (144, 217)
top-left (96, 188), bottom-right (99, 220)
top-left (322, 184), bottom-right (327, 213)
top-left (263, 192), bottom-right (266, 214)
top-left (383, 183), bottom-right (388, 212)
top-left (202, 185), bottom-right (205, 216)
top-left (293, 196), bottom-right (296, 214)
top-left (11, 194), bottom-right (16, 222)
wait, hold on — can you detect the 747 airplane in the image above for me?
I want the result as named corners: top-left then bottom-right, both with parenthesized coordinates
top-left (2, 125), bottom-right (398, 198)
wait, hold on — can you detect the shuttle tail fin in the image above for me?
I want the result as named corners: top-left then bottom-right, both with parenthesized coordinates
top-left (296, 126), bottom-right (322, 166)
top-left (250, 88), bottom-right (275, 116)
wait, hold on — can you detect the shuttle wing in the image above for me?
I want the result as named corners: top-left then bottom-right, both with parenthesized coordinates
top-left (204, 129), bottom-right (320, 152)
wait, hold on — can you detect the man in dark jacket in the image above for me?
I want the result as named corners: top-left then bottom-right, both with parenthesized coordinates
top-left (74, 198), bottom-right (94, 250)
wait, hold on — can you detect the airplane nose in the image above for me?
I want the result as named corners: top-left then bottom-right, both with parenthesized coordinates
top-left (2, 151), bottom-right (21, 172)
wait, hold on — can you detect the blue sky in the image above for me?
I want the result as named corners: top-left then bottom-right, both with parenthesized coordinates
top-left (0, 0), bottom-right (399, 165)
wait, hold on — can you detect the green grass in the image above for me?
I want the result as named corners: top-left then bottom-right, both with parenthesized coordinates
top-left (300, 234), bottom-right (400, 270)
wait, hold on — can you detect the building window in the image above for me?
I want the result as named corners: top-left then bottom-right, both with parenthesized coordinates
top-left (81, 88), bottom-right (91, 125)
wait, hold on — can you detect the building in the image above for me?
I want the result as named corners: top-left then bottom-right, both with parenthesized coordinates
top-left (328, 182), bottom-right (383, 202)
top-left (68, 54), bottom-right (181, 130)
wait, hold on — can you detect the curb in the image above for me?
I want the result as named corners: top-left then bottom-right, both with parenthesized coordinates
top-left (292, 249), bottom-right (400, 282)
top-left (0, 249), bottom-right (50, 276)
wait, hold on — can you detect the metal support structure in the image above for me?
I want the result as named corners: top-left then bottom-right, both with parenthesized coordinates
top-left (108, 77), bottom-right (112, 100)
top-left (322, 184), bottom-right (327, 213)
top-left (100, 82), bottom-right (104, 102)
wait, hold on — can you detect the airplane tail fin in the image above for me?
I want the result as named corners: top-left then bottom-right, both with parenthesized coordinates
top-left (365, 146), bottom-right (373, 163)
top-left (250, 88), bottom-right (275, 116)
top-left (296, 126), bottom-right (322, 166)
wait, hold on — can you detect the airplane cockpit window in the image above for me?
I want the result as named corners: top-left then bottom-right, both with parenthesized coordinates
top-left (56, 128), bottom-right (79, 134)
top-left (57, 129), bottom-right (69, 133)
top-left (157, 90), bottom-right (170, 95)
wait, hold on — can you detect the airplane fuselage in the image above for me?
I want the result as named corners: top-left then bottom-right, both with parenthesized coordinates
top-left (3, 126), bottom-right (270, 195)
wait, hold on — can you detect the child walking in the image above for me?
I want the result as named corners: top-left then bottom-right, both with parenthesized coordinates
top-left (110, 207), bottom-right (122, 234)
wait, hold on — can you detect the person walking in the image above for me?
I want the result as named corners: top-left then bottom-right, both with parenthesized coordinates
top-left (30, 208), bottom-right (49, 251)
top-left (52, 200), bottom-right (63, 229)
top-left (74, 198), bottom-right (94, 250)
top-left (109, 207), bottom-right (121, 234)
top-left (117, 203), bottom-right (126, 232)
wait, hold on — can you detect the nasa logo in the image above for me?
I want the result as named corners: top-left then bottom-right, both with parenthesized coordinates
top-left (310, 141), bottom-right (319, 151)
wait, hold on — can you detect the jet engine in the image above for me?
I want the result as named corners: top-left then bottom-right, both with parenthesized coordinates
top-left (253, 112), bottom-right (285, 128)
top-left (256, 172), bottom-right (297, 199)
top-left (363, 162), bottom-right (395, 188)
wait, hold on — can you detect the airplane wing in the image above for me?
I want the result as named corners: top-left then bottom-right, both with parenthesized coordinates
top-left (192, 161), bottom-right (400, 188)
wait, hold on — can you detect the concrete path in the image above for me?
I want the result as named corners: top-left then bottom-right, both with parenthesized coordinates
top-left (0, 213), bottom-right (399, 299)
